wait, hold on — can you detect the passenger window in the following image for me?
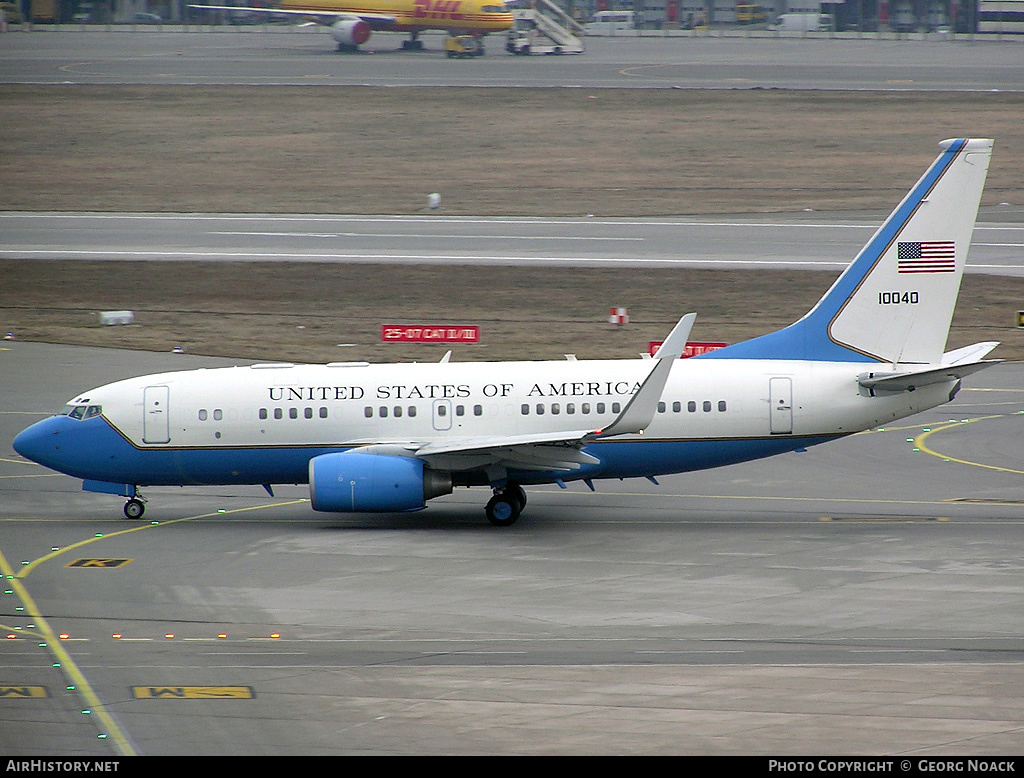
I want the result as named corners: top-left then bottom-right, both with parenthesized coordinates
top-left (673, 401), bottom-right (681, 412)
top-left (259, 408), bottom-right (268, 420)
top-left (319, 407), bottom-right (328, 418)
top-left (703, 401), bottom-right (712, 412)
top-left (474, 405), bottom-right (483, 416)
top-left (658, 402), bottom-right (666, 413)
top-left (214, 409), bottom-right (223, 421)
top-left (305, 407), bottom-right (313, 419)
top-left (582, 403), bottom-right (590, 414)
top-left (199, 409), bottom-right (208, 421)
top-left (536, 404), bottom-right (545, 415)
top-left (456, 405), bottom-right (465, 417)
top-left (408, 406), bottom-right (417, 418)
top-left (521, 404), bottom-right (530, 415)
top-left (688, 401), bottom-right (696, 412)
top-left (289, 408), bottom-right (297, 419)
top-left (551, 403), bottom-right (560, 415)
top-left (394, 406), bottom-right (403, 418)
top-left (364, 407), bottom-right (373, 418)
top-left (379, 406), bottom-right (388, 418)
top-left (566, 403), bottom-right (575, 414)
top-left (274, 408), bottom-right (283, 420)
top-left (612, 402), bottom-right (621, 413)
top-left (718, 400), bottom-right (727, 412)
top-left (596, 403), bottom-right (605, 414)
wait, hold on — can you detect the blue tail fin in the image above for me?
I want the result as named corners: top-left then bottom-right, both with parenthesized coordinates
top-left (705, 139), bottom-right (993, 365)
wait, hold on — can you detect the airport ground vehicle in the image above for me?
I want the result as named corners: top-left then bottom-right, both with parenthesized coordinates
top-left (445, 34), bottom-right (484, 57)
top-left (582, 9), bottom-right (634, 33)
top-left (735, 3), bottom-right (766, 23)
top-left (769, 12), bottom-right (829, 30)
top-left (506, 0), bottom-right (583, 54)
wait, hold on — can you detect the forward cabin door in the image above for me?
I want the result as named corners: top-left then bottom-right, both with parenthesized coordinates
top-left (143, 386), bottom-right (170, 444)
top-left (432, 399), bottom-right (452, 431)
top-left (769, 377), bottom-right (793, 435)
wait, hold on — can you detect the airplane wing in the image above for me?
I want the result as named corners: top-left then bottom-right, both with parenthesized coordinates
top-left (188, 4), bottom-right (397, 27)
top-left (404, 313), bottom-right (696, 478)
top-left (417, 435), bottom-right (602, 474)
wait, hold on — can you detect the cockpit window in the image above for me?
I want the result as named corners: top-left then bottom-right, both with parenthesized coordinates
top-left (61, 404), bottom-right (102, 420)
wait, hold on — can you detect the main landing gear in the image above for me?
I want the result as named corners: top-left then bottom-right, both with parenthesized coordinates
top-left (401, 33), bottom-right (425, 51)
top-left (485, 484), bottom-right (527, 527)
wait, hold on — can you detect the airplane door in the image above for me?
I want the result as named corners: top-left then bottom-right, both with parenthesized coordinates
top-left (432, 399), bottom-right (452, 431)
top-left (143, 386), bottom-right (170, 444)
top-left (769, 377), bottom-right (793, 435)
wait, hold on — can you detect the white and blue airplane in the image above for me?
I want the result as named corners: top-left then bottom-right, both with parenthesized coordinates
top-left (13, 139), bottom-right (1000, 526)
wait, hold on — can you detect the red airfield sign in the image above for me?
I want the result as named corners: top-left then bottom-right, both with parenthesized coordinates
top-left (382, 325), bottom-right (480, 343)
top-left (648, 341), bottom-right (727, 358)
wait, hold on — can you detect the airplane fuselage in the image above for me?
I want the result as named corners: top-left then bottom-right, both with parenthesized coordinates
top-left (18, 357), bottom-right (954, 491)
top-left (277, 0), bottom-right (515, 33)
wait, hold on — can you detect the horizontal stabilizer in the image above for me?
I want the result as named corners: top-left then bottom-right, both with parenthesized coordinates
top-left (942, 341), bottom-right (1000, 366)
top-left (858, 359), bottom-right (1000, 392)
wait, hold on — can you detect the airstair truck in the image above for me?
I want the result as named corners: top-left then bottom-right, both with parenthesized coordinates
top-left (506, 0), bottom-right (584, 55)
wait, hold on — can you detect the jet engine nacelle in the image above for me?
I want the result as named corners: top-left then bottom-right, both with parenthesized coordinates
top-left (308, 451), bottom-right (452, 513)
top-left (331, 18), bottom-right (372, 47)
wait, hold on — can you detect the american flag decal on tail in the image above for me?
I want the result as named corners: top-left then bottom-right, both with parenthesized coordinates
top-left (897, 241), bottom-right (956, 273)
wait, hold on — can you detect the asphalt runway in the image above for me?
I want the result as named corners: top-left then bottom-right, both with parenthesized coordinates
top-left (4, 209), bottom-right (1024, 275)
top-left (0, 27), bottom-right (1022, 90)
top-left (3, 341), bottom-right (1024, 755)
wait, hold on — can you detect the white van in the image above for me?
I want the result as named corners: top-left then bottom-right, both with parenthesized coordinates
top-left (583, 10), bottom-right (636, 34)
top-left (769, 12), bottom-right (829, 31)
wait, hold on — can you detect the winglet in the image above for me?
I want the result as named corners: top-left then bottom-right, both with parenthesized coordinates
top-left (590, 313), bottom-right (695, 439)
top-left (652, 313), bottom-right (695, 360)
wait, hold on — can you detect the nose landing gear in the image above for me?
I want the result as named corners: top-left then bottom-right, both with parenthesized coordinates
top-left (123, 496), bottom-right (146, 520)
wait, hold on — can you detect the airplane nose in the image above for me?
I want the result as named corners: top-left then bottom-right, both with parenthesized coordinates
top-left (13, 418), bottom-right (60, 467)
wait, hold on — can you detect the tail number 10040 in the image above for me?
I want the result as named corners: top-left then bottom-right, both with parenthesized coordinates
top-left (879, 291), bottom-right (919, 305)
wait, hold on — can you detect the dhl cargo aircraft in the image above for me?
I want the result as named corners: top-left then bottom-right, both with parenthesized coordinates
top-left (13, 140), bottom-right (1000, 527)
top-left (189, 0), bottom-right (515, 52)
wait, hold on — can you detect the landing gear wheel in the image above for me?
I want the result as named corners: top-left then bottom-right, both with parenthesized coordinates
top-left (485, 493), bottom-right (521, 527)
top-left (123, 498), bottom-right (145, 520)
top-left (508, 484), bottom-right (527, 512)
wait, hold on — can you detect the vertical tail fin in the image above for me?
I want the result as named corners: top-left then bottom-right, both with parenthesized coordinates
top-left (709, 139), bottom-right (993, 365)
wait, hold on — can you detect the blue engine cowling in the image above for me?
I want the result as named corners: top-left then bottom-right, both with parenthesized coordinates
top-left (308, 451), bottom-right (452, 513)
